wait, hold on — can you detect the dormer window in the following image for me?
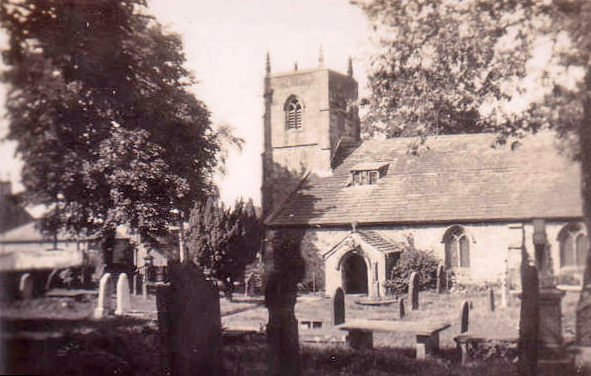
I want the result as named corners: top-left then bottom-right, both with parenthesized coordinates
top-left (349, 162), bottom-right (389, 186)
top-left (285, 95), bottom-right (303, 130)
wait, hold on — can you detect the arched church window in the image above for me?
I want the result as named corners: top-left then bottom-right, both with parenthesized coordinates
top-left (284, 96), bottom-right (303, 130)
top-left (443, 225), bottom-right (470, 269)
top-left (559, 223), bottom-right (588, 268)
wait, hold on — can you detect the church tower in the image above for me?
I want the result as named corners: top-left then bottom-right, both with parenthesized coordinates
top-left (261, 53), bottom-right (360, 217)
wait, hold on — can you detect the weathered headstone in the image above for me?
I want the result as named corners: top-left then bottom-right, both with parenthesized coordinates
top-left (460, 300), bottom-right (470, 333)
top-left (489, 287), bottom-right (495, 312)
top-left (93, 273), bottom-right (112, 319)
top-left (134, 274), bottom-right (142, 295)
top-left (399, 298), bottom-right (405, 319)
top-left (244, 274), bottom-right (253, 297)
top-left (115, 273), bottom-right (131, 315)
top-left (19, 273), bottom-right (34, 300)
top-left (436, 265), bottom-right (445, 293)
top-left (409, 272), bottom-right (419, 310)
top-left (156, 262), bottom-right (222, 376)
top-left (142, 274), bottom-right (148, 299)
top-left (331, 287), bottom-right (345, 326)
top-left (519, 264), bottom-right (539, 376)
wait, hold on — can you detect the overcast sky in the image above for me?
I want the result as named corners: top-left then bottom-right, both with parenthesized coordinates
top-left (0, 0), bottom-right (371, 206)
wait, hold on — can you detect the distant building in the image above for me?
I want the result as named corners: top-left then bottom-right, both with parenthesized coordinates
top-left (0, 180), bottom-right (33, 235)
top-left (261, 56), bottom-right (584, 298)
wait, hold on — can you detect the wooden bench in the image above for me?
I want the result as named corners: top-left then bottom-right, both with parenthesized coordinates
top-left (336, 319), bottom-right (451, 359)
top-left (454, 333), bottom-right (518, 365)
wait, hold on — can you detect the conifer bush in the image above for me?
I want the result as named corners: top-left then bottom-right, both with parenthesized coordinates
top-left (384, 237), bottom-right (439, 295)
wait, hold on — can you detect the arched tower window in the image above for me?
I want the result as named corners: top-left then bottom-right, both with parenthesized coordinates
top-left (284, 95), bottom-right (303, 130)
top-left (558, 222), bottom-right (588, 268)
top-left (443, 225), bottom-right (471, 269)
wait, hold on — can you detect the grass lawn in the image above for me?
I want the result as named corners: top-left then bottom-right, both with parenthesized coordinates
top-left (0, 287), bottom-right (580, 375)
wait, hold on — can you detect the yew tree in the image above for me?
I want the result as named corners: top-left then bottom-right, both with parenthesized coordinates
top-left (187, 198), bottom-right (263, 298)
top-left (0, 0), bottom-right (223, 244)
top-left (355, 0), bottom-right (591, 344)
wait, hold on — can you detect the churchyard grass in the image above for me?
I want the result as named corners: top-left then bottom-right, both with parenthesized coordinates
top-left (1, 288), bottom-right (579, 375)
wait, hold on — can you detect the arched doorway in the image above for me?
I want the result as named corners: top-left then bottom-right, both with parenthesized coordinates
top-left (342, 253), bottom-right (368, 294)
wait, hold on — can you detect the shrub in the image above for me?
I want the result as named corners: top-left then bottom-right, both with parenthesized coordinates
top-left (384, 237), bottom-right (439, 295)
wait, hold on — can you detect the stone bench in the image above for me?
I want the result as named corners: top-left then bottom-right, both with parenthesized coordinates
top-left (454, 333), bottom-right (518, 365)
top-left (336, 319), bottom-right (451, 359)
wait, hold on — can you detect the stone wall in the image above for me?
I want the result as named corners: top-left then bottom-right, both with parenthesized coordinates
top-left (274, 219), bottom-right (583, 294)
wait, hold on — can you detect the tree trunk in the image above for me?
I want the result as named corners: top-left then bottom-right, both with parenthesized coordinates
top-left (576, 71), bottom-right (591, 346)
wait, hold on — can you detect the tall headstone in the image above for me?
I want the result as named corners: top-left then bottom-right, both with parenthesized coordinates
top-left (489, 287), bottom-right (495, 312)
top-left (93, 273), bottom-right (112, 319)
top-left (409, 272), bottom-right (419, 310)
top-left (519, 264), bottom-right (539, 376)
top-left (399, 298), bottom-right (405, 319)
top-left (115, 273), bottom-right (131, 316)
top-left (244, 274), bottom-right (253, 297)
top-left (436, 265), bottom-right (445, 293)
top-left (460, 300), bottom-right (470, 333)
top-left (134, 274), bottom-right (142, 295)
top-left (156, 262), bottom-right (222, 376)
top-left (331, 287), bottom-right (345, 326)
top-left (19, 273), bottom-right (34, 300)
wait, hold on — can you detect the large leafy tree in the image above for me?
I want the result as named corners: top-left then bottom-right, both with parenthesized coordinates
top-left (355, 0), bottom-right (591, 345)
top-left (0, 0), bottom-right (224, 244)
top-left (187, 198), bottom-right (263, 299)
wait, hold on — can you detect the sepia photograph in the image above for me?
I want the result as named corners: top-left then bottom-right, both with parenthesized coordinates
top-left (0, 0), bottom-right (590, 375)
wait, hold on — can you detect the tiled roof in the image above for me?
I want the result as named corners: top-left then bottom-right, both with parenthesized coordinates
top-left (267, 132), bottom-right (582, 226)
top-left (357, 230), bottom-right (402, 254)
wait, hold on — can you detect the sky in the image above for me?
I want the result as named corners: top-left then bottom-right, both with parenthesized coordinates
top-left (0, 0), bottom-right (372, 207)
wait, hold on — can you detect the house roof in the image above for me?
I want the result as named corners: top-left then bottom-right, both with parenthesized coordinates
top-left (267, 132), bottom-right (582, 226)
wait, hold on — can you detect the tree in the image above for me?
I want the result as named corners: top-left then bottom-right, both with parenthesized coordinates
top-left (0, 0), bottom-right (228, 245)
top-left (187, 198), bottom-right (263, 299)
top-left (354, 0), bottom-right (591, 345)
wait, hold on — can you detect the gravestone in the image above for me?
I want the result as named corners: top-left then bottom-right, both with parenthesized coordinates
top-left (244, 274), bottom-right (253, 297)
top-left (156, 262), bottom-right (222, 376)
top-left (115, 273), bottom-right (131, 315)
top-left (19, 273), bottom-right (34, 300)
top-left (134, 274), bottom-right (142, 295)
top-left (519, 264), bottom-right (539, 376)
top-left (409, 272), bottom-right (419, 310)
top-left (489, 287), bottom-right (495, 312)
top-left (399, 298), bottom-right (405, 319)
top-left (331, 287), bottom-right (345, 326)
top-left (436, 265), bottom-right (445, 293)
top-left (142, 274), bottom-right (148, 299)
top-left (93, 273), bottom-right (112, 319)
top-left (460, 300), bottom-right (470, 333)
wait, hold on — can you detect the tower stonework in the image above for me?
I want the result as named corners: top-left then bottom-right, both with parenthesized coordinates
top-left (261, 57), bottom-right (360, 217)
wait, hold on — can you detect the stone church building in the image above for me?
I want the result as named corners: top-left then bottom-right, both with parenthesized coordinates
top-left (261, 57), bottom-right (585, 299)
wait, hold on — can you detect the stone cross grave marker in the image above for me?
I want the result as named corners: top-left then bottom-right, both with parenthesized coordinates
top-left (460, 300), bottom-right (470, 333)
top-left (399, 298), bottom-right (405, 319)
top-left (409, 272), bottom-right (419, 310)
top-left (331, 287), bottom-right (345, 326)
top-left (490, 287), bottom-right (495, 312)
top-left (436, 265), bottom-right (445, 293)
top-left (156, 262), bottom-right (222, 376)
top-left (93, 273), bottom-right (112, 319)
top-left (19, 273), bottom-right (34, 300)
top-left (115, 273), bottom-right (131, 315)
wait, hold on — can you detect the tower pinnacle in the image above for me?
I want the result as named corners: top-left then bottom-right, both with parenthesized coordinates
top-left (265, 51), bottom-right (271, 74)
top-left (347, 56), bottom-right (353, 77)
